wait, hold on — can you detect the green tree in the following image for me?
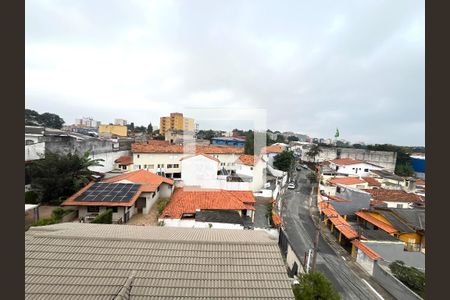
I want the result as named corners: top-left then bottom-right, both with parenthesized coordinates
top-left (306, 144), bottom-right (322, 162)
top-left (287, 136), bottom-right (299, 142)
top-left (147, 123), bottom-right (153, 134)
top-left (91, 209), bottom-right (113, 224)
top-left (292, 272), bottom-right (341, 300)
top-left (25, 109), bottom-right (41, 125)
top-left (276, 135), bottom-right (286, 143)
top-left (128, 122), bottom-right (135, 132)
top-left (244, 131), bottom-right (255, 155)
top-left (38, 112), bottom-right (65, 129)
top-left (29, 152), bottom-right (104, 205)
top-left (273, 150), bottom-right (295, 172)
top-left (389, 261), bottom-right (425, 298)
top-left (366, 144), bottom-right (415, 176)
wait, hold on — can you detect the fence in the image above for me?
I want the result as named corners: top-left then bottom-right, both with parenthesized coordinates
top-left (278, 228), bottom-right (305, 277)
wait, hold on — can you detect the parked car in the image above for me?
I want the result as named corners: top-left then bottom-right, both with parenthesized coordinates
top-left (288, 182), bottom-right (296, 189)
top-left (296, 166), bottom-right (302, 171)
top-left (302, 164), bottom-right (309, 169)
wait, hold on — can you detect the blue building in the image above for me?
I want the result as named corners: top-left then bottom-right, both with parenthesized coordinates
top-left (410, 154), bottom-right (425, 179)
top-left (211, 137), bottom-right (246, 148)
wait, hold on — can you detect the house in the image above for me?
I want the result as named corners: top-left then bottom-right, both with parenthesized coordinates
top-left (328, 158), bottom-right (383, 176)
top-left (62, 170), bottom-right (174, 222)
top-left (235, 154), bottom-right (267, 191)
top-left (114, 155), bottom-right (133, 171)
top-left (25, 126), bottom-right (46, 162)
top-left (318, 201), bottom-right (359, 252)
top-left (25, 223), bottom-right (295, 299)
top-left (321, 185), bottom-right (372, 218)
top-left (180, 154), bottom-right (221, 187)
top-left (131, 143), bottom-right (244, 179)
top-left (261, 144), bottom-right (284, 166)
top-left (356, 207), bottom-right (425, 252)
top-left (159, 188), bottom-right (256, 229)
top-left (211, 137), bottom-right (246, 148)
top-left (362, 188), bottom-right (424, 209)
top-left (369, 169), bottom-right (406, 188)
top-left (328, 177), bottom-right (369, 189)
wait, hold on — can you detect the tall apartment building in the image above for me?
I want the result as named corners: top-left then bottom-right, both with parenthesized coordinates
top-left (74, 117), bottom-right (100, 128)
top-left (159, 112), bottom-right (195, 135)
top-left (114, 118), bottom-right (127, 126)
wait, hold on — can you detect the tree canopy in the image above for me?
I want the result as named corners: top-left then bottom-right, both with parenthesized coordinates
top-left (273, 150), bottom-right (295, 172)
top-left (306, 145), bottom-right (322, 162)
top-left (28, 152), bottom-right (104, 205)
top-left (292, 272), bottom-right (341, 300)
top-left (389, 261), bottom-right (425, 298)
top-left (147, 123), bottom-right (153, 134)
top-left (25, 109), bottom-right (65, 129)
top-left (367, 144), bottom-right (416, 176)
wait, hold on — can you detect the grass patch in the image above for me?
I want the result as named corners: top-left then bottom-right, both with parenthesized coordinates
top-left (157, 198), bottom-right (170, 216)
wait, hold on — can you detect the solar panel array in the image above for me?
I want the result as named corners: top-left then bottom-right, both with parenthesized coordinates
top-left (75, 182), bottom-right (141, 203)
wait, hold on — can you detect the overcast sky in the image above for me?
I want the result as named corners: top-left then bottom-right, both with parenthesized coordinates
top-left (25, 0), bottom-right (424, 146)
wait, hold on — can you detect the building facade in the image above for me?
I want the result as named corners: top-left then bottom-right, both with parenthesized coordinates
top-left (98, 124), bottom-right (128, 137)
top-left (159, 112), bottom-right (195, 135)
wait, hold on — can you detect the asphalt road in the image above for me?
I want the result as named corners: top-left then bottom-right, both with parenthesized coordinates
top-left (281, 168), bottom-right (383, 300)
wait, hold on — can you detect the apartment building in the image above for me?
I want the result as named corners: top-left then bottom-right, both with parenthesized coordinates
top-left (159, 112), bottom-right (195, 135)
top-left (132, 143), bottom-right (244, 178)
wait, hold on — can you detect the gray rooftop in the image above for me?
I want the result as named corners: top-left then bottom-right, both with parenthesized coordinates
top-left (371, 169), bottom-right (404, 181)
top-left (25, 223), bottom-right (294, 299)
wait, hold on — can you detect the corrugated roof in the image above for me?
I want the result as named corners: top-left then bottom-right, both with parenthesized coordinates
top-left (25, 224), bottom-right (294, 299)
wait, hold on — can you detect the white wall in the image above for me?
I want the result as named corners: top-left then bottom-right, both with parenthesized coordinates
top-left (78, 206), bottom-right (125, 223)
top-left (356, 249), bottom-right (375, 275)
top-left (88, 150), bottom-right (131, 173)
top-left (160, 218), bottom-right (245, 229)
top-left (384, 202), bottom-right (414, 209)
top-left (181, 155), bottom-right (218, 186)
top-left (25, 142), bottom-right (45, 161)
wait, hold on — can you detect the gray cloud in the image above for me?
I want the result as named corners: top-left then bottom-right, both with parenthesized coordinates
top-left (26, 0), bottom-right (424, 146)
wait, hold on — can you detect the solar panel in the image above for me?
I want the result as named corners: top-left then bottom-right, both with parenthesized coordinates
top-left (75, 182), bottom-right (141, 203)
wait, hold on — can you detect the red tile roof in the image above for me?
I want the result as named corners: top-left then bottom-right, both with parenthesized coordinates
top-left (103, 169), bottom-right (174, 192)
top-left (329, 177), bottom-right (367, 186)
top-left (160, 188), bottom-right (256, 219)
top-left (318, 202), bottom-right (359, 240)
top-left (61, 182), bottom-right (142, 207)
top-left (329, 158), bottom-right (363, 165)
top-left (132, 143), bottom-right (244, 154)
top-left (236, 154), bottom-right (259, 166)
top-left (416, 179), bottom-right (425, 186)
top-left (261, 144), bottom-right (283, 154)
top-left (180, 154), bottom-right (220, 163)
top-left (147, 140), bottom-right (170, 146)
top-left (355, 211), bottom-right (398, 234)
top-left (114, 155), bottom-right (133, 165)
top-left (351, 240), bottom-right (382, 260)
top-left (272, 212), bottom-right (282, 227)
top-left (362, 189), bottom-right (423, 203)
top-left (362, 177), bottom-right (382, 187)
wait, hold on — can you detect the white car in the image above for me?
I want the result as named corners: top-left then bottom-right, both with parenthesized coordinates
top-left (288, 182), bottom-right (296, 189)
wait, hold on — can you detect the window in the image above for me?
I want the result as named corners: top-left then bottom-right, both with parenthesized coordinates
top-left (336, 186), bottom-right (341, 193)
top-left (138, 165), bottom-right (141, 169)
top-left (148, 164), bottom-right (154, 169)
top-left (137, 154), bottom-right (140, 158)
top-left (250, 167), bottom-right (253, 170)
top-left (144, 164), bottom-right (147, 169)
top-left (87, 206), bottom-right (100, 213)
top-left (397, 204), bottom-right (403, 208)
top-left (121, 165), bottom-right (127, 170)
top-left (25, 139), bottom-right (34, 145)
top-left (167, 164), bottom-right (173, 168)
top-left (364, 168), bottom-right (369, 172)
top-left (173, 164), bottom-right (179, 168)
top-left (157, 186), bottom-right (160, 192)
top-left (112, 207), bottom-right (118, 213)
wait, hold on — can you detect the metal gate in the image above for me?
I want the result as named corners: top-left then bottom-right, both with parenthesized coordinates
top-left (278, 228), bottom-right (288, 258)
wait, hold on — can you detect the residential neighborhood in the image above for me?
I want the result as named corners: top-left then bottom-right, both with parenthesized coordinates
top-left (24, 1), bottom-right (425, 299)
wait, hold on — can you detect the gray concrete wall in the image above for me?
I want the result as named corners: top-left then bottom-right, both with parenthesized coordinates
top-left (365, 242), bottom-right (425, 270)
top-left (45, 136), bottom-right (116, 156)
top-left (302, 147), bottom-right (397, 172)
top-left (372, 261), bottom-right (423, 300)
top-left (333, 186), bottom-right (371, 216)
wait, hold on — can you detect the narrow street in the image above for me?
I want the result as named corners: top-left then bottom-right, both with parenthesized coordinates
top-left (281, 167), bottom-right (389, 300)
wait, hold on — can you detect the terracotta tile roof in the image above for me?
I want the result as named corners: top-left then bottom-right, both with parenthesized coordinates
top-left (362, 188), bottom-right (423, 203)
top-left (62, 182), bottom-right (142, 207)
top-left (180, 153), bottom-right (220, 163)
top-left (147, 140), bottom-right (170, 146)
top-left (114, 155), bottom-right (133, 165)
top-left (351, 240), bottom-right (382, 260)
top-left (161, 188), bottom-right (256, 219)
top-left (329, 177), bottom-right (367, 186)
top-left (103, 169), bottom-right (174, 192)
top-left (329, 158), bottom-right (363, 165)
top-left (362, 177), bottom-right (382, 187)
top-left (272, 212), bottom-right (282, 226)
top-left (416, 179), bottom-right (425, 186)
top-left (132, 143), bottom-right (244, 154)
top-left (319, 202), bottom-right (359, 240)
top-left (236, 154), bottom-right (259, 166)
top-left (355, 211), bottom-right (398, 234)
top-left (261, 144), bottom-right (283, 154)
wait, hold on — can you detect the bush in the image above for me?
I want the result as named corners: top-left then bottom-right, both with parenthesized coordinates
top-left (157, 198), bottom-right (170, 216)
top-left (91, 209), bottom-right (113, 224)
top-left (31, 207), bottom-right (68, 227)
top-left (25, 191), bottom-right (39, 204)
top-left (293, 272), bottom-right (340, 300)
top-left (33, 218), bottom-right (58, 226)
top-left (389, 261), bottom-right (425, 298)
top-left (51, 207), bottom-right (66, 220)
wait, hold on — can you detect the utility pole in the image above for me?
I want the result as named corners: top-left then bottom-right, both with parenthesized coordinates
top-left (311, 224), bottom-right (320, 272)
